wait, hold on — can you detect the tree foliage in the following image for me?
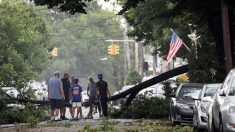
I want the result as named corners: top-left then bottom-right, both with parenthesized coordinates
top-left (37, 2), bottom-right (125, 92)
top-left (0, 0), bottom-right (51, 124)
top-left (32, 0), bottom-right (235, 83)
top-left (33, 0), bottom-right (109, 14)
top-left (0, 1), bottom-right (51, 91)
top-left (119, 0), bottom-right (235, 83)
top-left (125, 69), bottom-right (142, 85)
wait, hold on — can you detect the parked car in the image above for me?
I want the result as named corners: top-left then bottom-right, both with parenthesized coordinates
top-left (169, 83), bottom-right (204, 125)
top-left (2, 87), bottom-right (20, 98)
top-left (28, 80), bottom-right (48, 101)
top-left (211, 69), bottom-right (235, 131)
top-left (139, 82), bottom-right (176, 98)
top-left (207, 87), bottom-right (220, 132)
top-left (193, 83), bottom-right (221, 131)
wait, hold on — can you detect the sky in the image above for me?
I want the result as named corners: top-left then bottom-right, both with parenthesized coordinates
top-left (97, 0), bottom-right (122, 14)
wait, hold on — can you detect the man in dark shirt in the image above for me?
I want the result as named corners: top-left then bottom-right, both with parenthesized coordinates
top-left (96, 74), bottom-right (111, 117)
top-left (60, 73), bottom-right (72, 120)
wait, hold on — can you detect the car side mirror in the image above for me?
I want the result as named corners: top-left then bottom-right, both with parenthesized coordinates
top-left (169, 93), bottom-right (176, 98)
top-left (219, 89), bottom-right (226, 96)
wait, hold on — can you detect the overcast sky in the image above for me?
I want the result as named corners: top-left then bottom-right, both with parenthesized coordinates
top-left (97, 0), bottom-right (122, 14)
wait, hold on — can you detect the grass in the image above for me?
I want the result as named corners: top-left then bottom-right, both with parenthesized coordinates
top-left (10, 119), bottom-right (193, 132)
top-left (77, 120), bottom-right (193, 132)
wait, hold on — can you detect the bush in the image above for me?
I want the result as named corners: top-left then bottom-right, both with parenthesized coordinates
top-left (110, 94), bottom-right (170, 119)
top-left (27, 115), bottom-right (39, 127)
top-left (0, 103), bottom-right (50, 124)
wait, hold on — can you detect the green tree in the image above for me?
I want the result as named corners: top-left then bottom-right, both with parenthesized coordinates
top-left (125, 69), bottom-right (142, 85)
top-left (0, 1), bottom-right (51, 91)
top-left (0, 0), bottom-right (51, 124)
top-left (36, 2), bottom-right (125, 92)
top-left (120, 0), bottom-right (228, 83)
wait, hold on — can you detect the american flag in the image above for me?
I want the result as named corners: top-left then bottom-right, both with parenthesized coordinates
top-left (166, 32), bottom-right (183, 63)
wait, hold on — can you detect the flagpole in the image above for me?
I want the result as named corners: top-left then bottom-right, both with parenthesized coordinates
top-left (182, 43), bottom-right (191, 52)
top-left (170, 28), bottom-right (191, 52)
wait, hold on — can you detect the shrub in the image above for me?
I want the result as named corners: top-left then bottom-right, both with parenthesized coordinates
top-left (27, 115), bottom-right (39, 127)
top-left (0, 103), bottom-right (50, 124)
top-left (110, 94), bottom-right (170, 119)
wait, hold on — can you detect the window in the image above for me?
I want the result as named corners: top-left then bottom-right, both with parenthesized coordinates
top-left (178, 86), bottom-right (202, 99)
top-left (204, 86), bottom-right (218, 97)
top-left (229, 77), bottom-right (235, 96)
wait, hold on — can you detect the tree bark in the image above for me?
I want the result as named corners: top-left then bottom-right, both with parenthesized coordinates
top-left (221, 0), bottom-right (233, 71)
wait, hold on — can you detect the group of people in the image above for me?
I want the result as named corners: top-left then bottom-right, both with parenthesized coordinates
top-left (47, 71), bottom-right (111, 121)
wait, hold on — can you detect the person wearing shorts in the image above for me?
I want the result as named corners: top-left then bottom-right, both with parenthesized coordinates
top-left (60, 73), bottom-right (72, 120)
top-left (86, 76), bottom-right (101, 119)
top-left (48, 71), bottom-right (65, 121)
top-left (70, 78), bottom-right (83, 120)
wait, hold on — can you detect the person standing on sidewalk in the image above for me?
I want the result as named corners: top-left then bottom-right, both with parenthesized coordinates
top-left (70, 75), bottom-right (75, 86)
top-left (60, 73), bottom-right (72, 120)
top-left (86, 76), bottom-right (101, 119)
top-left (70, 78), bottom-right (83, 120)
top-left (48, 71), bottom-right (65, 121)
top-left (96, 74), bottom-right (111, 118)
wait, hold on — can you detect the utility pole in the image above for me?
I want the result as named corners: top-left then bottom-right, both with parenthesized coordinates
top-left (135, 42), bottom-right (139, 72)
top-left (123, 24), bottom-right (131, 70)
top-left (221, 0), bottom-right (233, 72)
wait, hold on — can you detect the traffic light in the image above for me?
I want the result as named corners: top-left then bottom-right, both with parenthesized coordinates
top-left (108, 44), bottom-right (115, 55)
top-left (115, 45), bottom-right (119, 55)
top-left (108, 44), bottom-right (120, 55)
top-left (50, 47), bottom-right (58, 57)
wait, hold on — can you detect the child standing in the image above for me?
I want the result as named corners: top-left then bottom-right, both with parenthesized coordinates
top-left (70, 78), bottom-right (83, 120)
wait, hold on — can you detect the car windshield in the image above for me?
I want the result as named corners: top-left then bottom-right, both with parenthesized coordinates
top-left (229, 77), bottom-right (235, 96)
top-left (204, 86), bottom-right (218, 97)
top-left (178, 86), bottom-right (202, 98)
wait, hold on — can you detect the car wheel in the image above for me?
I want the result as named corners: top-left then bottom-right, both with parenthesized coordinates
top-left (219, 117), bottom-right (224, 132)
top-left (193, 123), bottom-right (204, 132)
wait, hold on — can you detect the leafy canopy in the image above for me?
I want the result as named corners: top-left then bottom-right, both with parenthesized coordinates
top-left (37, 2), bottom-right (125, 92)
top-left (0, 0), bottom-right (51, 93)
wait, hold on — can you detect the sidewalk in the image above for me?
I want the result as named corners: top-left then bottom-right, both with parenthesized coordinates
top-left (0, 119), bottom-right (138, 132)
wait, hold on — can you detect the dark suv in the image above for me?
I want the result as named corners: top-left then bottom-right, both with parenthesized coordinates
top-left (169, 83), bottom-right (204, 125)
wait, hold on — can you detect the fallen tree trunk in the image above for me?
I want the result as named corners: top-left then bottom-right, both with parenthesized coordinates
top-left (110, 65), bottom-right (189, 106)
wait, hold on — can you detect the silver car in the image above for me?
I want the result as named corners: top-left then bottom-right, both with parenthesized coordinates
top-left (207, 91), bottom-right (219, 132)
top-left (193, 84), bottom-right (221, 132)
top-left (212, 69), bottom-right (235, 132)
